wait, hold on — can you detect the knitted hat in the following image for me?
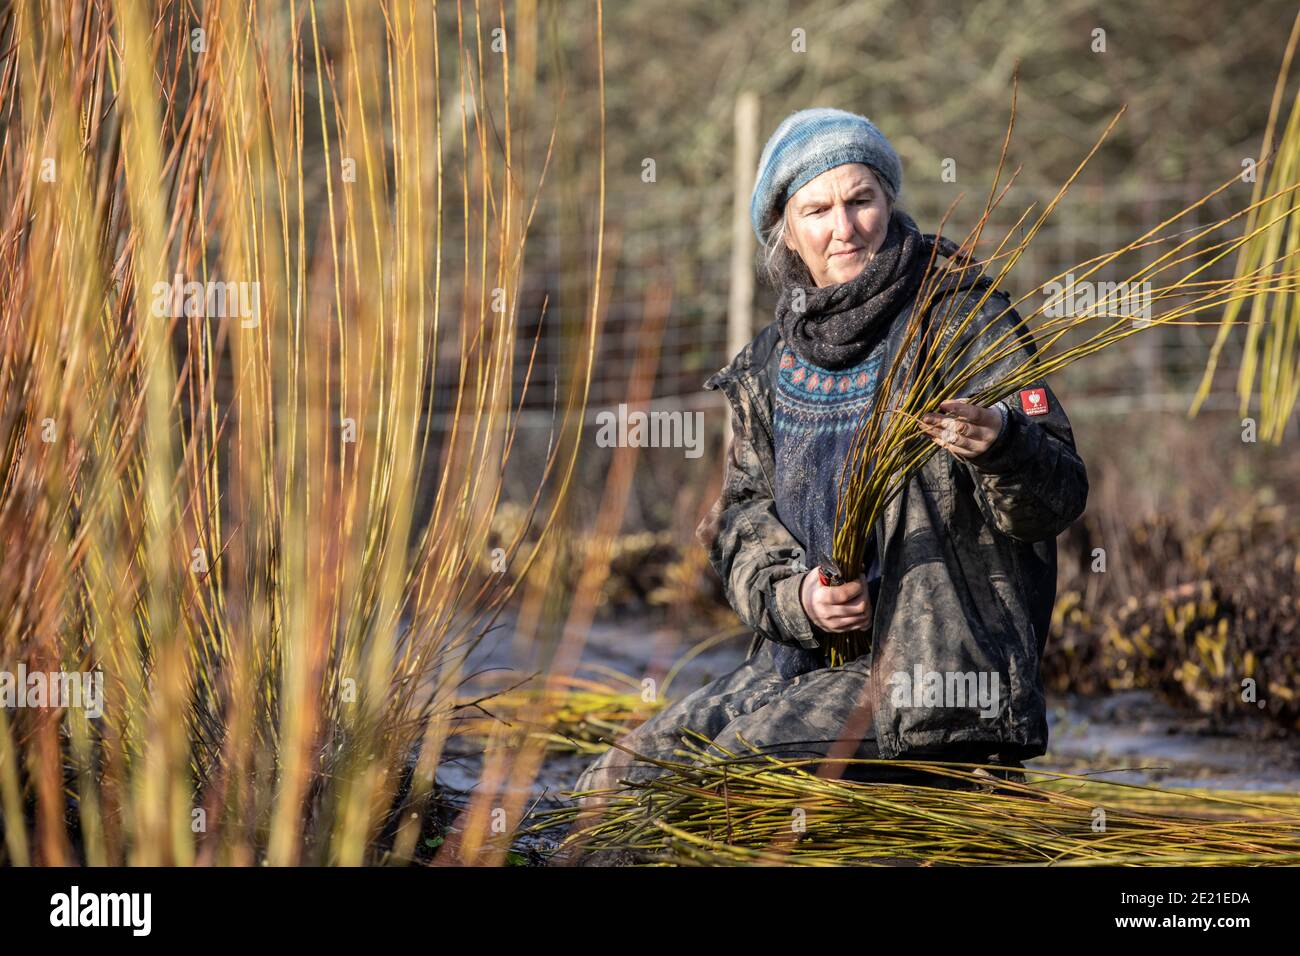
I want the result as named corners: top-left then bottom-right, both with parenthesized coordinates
top-left (750, 108), bottom-right (903, 244)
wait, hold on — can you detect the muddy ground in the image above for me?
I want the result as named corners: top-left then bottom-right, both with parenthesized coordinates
top-left (434, 611), bottom-right (1300, 863)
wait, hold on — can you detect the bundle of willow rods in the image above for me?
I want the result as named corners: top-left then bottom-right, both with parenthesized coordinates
top-left (828, 67), bottom-right (1300, 587)
top-left (546, 728), bottom-right (1300, 866)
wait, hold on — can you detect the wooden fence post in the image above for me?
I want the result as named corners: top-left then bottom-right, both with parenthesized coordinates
top-left (727, 91), bottom-right (759, 448)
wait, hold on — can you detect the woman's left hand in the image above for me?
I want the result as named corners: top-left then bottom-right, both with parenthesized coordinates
top-left (920, 398), bottom-right (1003, 460)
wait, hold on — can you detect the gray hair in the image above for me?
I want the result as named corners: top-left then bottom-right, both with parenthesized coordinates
top-left (758, 165), bottom-right (898, 290)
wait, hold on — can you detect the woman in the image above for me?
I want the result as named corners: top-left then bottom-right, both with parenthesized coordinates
top-left (571, 108), bottom-right (1088, 808)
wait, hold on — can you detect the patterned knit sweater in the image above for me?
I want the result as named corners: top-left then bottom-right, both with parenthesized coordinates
top-left (770, 339), bottom-right (885, 676)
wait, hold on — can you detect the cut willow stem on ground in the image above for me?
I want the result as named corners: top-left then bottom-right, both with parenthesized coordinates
top-left (539, 728), bottom-right (1300, 866)
top-left (451, 627), bottom-right (756, 755)
top-left (1192, 9), bottom-right (1300, 443)
top-left (828, 62), bottom-right (1300, 586)
top-left (454, 671), bottom-right (666, 755)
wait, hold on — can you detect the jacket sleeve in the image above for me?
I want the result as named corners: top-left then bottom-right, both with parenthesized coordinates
top-left (950, 290), bottom-right (1090, 542)
top-left (694, 416), bottom-right (821, 651)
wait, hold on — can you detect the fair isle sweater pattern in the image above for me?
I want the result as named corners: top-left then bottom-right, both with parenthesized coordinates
top-left (775, 345), bottom-right (886, 437)
top-left (772, 341), bottom-right (886, 571)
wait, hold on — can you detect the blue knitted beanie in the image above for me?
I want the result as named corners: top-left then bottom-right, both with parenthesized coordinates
top-left (750, 108), bottom-right (902, 244)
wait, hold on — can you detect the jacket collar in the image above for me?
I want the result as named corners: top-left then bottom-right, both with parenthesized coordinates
top-left (702, 320), bottom-right (782, 393)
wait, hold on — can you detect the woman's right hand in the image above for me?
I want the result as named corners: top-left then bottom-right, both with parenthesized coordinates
top-left (799, 568), bottom-right (872, 633)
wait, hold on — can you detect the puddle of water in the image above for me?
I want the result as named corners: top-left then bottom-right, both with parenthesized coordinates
top-left (1041, 690), bottom-right (1300, 791)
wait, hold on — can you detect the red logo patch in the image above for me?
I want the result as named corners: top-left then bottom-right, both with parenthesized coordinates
top-left (1019, 387), bottom-right (1049, 416)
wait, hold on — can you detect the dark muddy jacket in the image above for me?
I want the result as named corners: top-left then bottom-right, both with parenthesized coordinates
top-left (695, 281), bottom-right (1088, 760)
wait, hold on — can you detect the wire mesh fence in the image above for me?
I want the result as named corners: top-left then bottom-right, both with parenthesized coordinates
top-left (421, 177), bottom-right (1278, 432)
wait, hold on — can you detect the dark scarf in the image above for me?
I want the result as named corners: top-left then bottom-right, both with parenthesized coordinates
top-left (775, 208), bottom-right (964, 371)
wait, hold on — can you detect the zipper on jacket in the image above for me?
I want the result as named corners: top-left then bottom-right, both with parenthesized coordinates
top-left (738, 371), bottom-right (780, 497)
